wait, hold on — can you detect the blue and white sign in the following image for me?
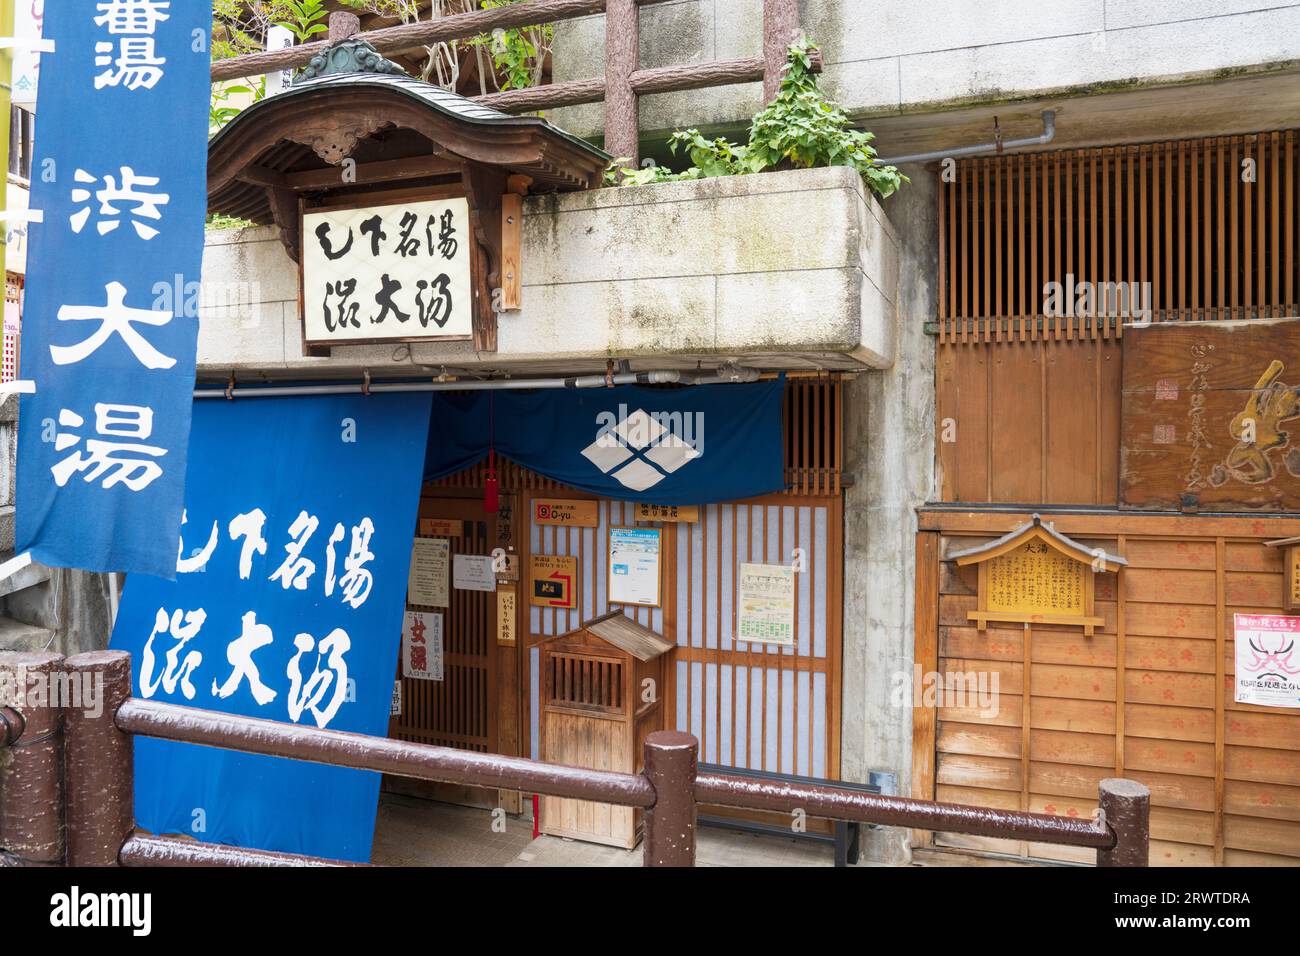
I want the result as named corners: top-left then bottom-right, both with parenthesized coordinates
top-left (16, 0), bottom-right (211, 578)
top-left (109, 393), bottom-right (433, 863)
top-left (420, 379), bottom-right (787, 505)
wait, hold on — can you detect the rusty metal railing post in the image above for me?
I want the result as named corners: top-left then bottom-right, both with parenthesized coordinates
top-left (0, 651), bottom-right (66, 866)
top-left (1097, 778), bottom-right (1150, 867)
top-left (64, 650), bottom-right (134, 866)
top-left (642, 731), bottom-right (697, 867)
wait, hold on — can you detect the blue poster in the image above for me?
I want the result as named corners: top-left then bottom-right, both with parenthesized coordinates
top-left (109, 393), bottom-right (432, 863)
top-left (16, 0), bottom-right (211, 578)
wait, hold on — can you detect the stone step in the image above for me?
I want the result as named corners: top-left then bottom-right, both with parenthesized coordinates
top-left (0, 550), bottom-right (51, 599)
top-left (0, 615), bottom-right (55, 652)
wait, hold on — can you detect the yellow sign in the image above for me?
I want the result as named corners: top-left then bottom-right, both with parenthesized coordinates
top-left (530, 554), bottom-right (578, 609)
top-left (985, 541), bottom-right (1086, 617)
top-left (497, 590), bottom-right (517, 646)
top-left (635, 503), bottom-right (699, 523)
top-left (533, 499), bottom-right (598, 527)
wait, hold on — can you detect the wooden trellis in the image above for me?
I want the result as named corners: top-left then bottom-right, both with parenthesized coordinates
top-left (211, 0), bottom-right (815, 168)
top-left (937, 130), bottom-right (1300, 343)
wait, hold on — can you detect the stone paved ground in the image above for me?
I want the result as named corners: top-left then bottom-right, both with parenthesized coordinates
top-left (371, 792), bottom-right (853, 867)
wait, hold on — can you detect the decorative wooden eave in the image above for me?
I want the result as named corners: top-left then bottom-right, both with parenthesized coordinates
top-left (545, 611), bottom-right (675, 662)
top-left (207, 38), bottom-right (611, 265)
top-left (947, 514), bottom-right (1128, 573)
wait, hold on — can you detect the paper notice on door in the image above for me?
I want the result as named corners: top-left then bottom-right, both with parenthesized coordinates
top-left (409, 537), bottom-right (449, 607)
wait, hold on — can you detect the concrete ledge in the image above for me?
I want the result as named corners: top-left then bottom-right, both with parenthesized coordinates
top-left (197, 166), bottom-right (901, 376)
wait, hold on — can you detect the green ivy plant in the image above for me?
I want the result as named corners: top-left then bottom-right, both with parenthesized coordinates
top-left (275, 0), bottom-right (330, 42)
top-left (607, 38), bottom-right (906, 199)
top-left (467, 1), bottom-right (552, 92)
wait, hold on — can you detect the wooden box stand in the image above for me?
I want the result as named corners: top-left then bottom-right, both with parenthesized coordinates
top-left (538, 612), bottom-right (673, 849)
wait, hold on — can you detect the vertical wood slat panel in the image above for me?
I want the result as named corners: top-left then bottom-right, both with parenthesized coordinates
top-left (938, 131), bottom-right (1300, 338)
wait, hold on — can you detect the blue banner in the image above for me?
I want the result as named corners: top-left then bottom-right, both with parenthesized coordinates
top-left (421, 380), bottom-right (787, 504)
top-left (16, 0), bottom-right (211, 578)
top-left (109, 393), bottom-right (432, 863)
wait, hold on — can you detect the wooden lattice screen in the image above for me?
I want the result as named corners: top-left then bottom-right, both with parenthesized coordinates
top-left (938, 130), bottom-right (1299, 343)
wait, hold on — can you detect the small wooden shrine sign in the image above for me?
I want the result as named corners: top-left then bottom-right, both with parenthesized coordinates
top-left (1265, 536), bottom-right (1300, 613)
top-left (206, 30), bottom-right (607, 354)
top-left (947, 515), bottom-right (1127, 636)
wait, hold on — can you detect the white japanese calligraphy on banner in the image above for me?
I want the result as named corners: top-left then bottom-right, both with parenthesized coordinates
top-left (16, 0), bottom-right (210, 579)
top-left (302, 197), bottom-right (473, 344)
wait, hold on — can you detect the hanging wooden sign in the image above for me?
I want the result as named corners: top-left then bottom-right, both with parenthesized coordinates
top-left (1121, 321), bottom-right (1300, 512)
top-left (1291, 548), bottom-right (1300, 614)
top-left (533, 499), bottom-right (599, 528)
top-left (635, 503), bottom-right (699, 524)
top-left (420, 518), bottom-right (464, 538)
top-left (947, 515), bottom-right (1126, 637)
top-left (531, 553), bottom-right (577, 609)
top-left (1266, 537), bottom-right (1300, 613)
top-left (302, 197), bottom-right (474, 346)
top-left (497, 589), bottom-right (517, 646)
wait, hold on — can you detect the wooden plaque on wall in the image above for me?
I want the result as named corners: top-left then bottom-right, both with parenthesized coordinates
top-left (1121, 320), bottom-right (1300, 512)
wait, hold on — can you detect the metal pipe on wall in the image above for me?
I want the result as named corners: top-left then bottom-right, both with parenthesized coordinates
top-left (193, 367), bottom-right (761, 400)
top-left (875, 110), bottom-right (1057, 167)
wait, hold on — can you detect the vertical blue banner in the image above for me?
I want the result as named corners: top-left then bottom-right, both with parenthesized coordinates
top-left (16, 0), bottom-right (211, 578)
top-left (110, 393), bottom-right (433, 863)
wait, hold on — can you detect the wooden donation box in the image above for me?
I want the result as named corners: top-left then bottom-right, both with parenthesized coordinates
top-left (538, 612), bottom-right (673, 849)
top-left (947, 514), bottom-right (1127, 637)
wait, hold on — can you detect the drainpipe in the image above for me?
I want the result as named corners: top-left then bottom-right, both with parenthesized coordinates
top-left (874, 110), bottom-right (1056, 167)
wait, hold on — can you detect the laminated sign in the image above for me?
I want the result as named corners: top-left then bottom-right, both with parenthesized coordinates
top-left (16, 0), bottom-right (212, 578)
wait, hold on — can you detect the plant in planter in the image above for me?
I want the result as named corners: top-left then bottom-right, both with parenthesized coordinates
top-left (606, 38), bottom-right (906, 199)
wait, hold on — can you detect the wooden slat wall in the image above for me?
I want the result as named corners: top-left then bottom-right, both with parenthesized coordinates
top-left (920, 522), bottom-right (1300, 867)
top-left (938, 130), bottom-right (1299, 341)
top-left (523, 497), bottom-right (843, 782)
top-left (936, 338), bottom-right (1122, 505)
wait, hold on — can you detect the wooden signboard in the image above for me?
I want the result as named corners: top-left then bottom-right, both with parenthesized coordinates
top-left (1121, 321), bottom-right (1300, 512)
top-left (635, 503), bottom-right (699, 523)
top-left (302, 197), bottom-right (474, 347)
top-left (1267, 537), bottom-right (1300, 613)
top-left (948, 515), bottom-right (1126, 637)
top-left (496, 590), bottom-right (517, 646)
top-left (530, 554), bottom-right (577, 609)
top-left (1292, 547), bottom-right (1300, 614)
top-left (420, 518), bottom-right (464, 538)
top-left (533, 499), bottom-right (598, 528)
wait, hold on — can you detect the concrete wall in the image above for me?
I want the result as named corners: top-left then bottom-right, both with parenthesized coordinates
top-left (550, 0), bottom-right (1300, 147)
top-left (197, 166), bottom-right (900, 377)
top-left (840, 164), bottom-right (937, 863)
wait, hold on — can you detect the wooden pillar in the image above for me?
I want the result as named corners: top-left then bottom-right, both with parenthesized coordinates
top-left (1096, 778), bottom-right (1151, 867)
top-left (329, 11), bottom-right (361, 42)
top-left (604, 0), bottom-right (639, 168)
top-left (642, 731), bottom-right (697, 867)
top-left (0, 652), bottom-right (65, 866)
top-left (763, 0), bottom-right (801, 102)
top-left (64, 651), bottom-right (135, 867)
